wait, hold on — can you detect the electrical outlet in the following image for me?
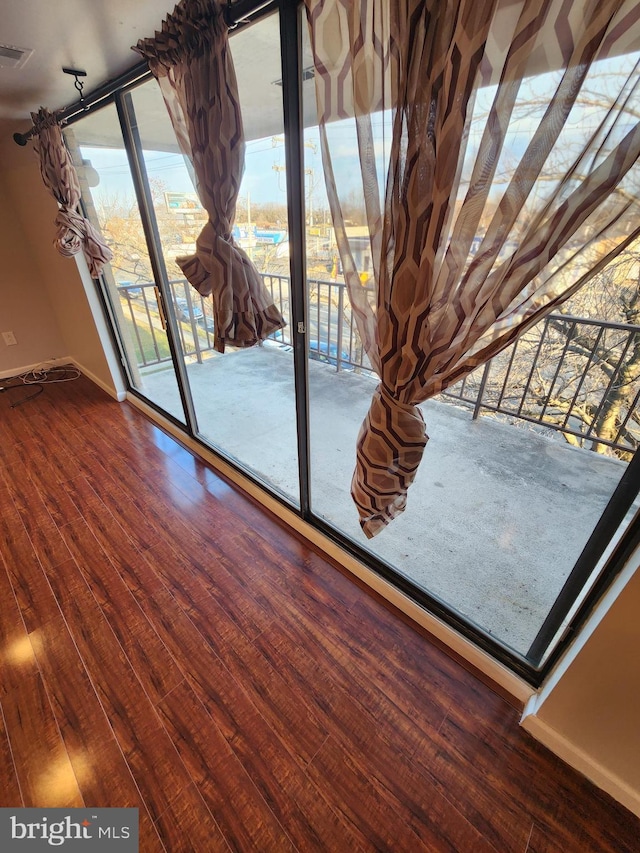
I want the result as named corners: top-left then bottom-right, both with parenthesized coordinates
top-left (2, 331), bottom-right (17, 346)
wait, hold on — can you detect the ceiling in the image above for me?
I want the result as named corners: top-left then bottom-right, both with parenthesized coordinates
top-left (0, 0), bottom-right (317, 151)
top-left (0, 0), bottom-right (180, 128)
top-left (3, 0), bottom-right (640, 149)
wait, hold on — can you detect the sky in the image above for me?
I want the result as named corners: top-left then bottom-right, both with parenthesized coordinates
top-left (81, 50), bottom-right (640, 219)
top-left (83, 131), bottom-right (329, 213)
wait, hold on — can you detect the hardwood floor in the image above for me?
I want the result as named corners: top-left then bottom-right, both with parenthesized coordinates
top-left (0, 374), bottom-right (638, 852)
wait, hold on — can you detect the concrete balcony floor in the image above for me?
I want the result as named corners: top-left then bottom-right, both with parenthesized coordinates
top-left (139, 343), bottom-right (632, 657)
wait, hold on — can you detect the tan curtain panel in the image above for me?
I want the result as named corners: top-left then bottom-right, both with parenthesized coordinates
top-left (135, 0), bottom-right (285, 353)
top-left (306, 0), bottom-right (640, 537)
top-left (31, 107), bottom-right (113, 278)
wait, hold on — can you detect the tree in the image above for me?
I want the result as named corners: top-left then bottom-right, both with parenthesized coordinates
top-left (95, 178), bottom-right (200, 283)
top-left (436, 53), bottom-right (640, 459)
top-left (460, 241), bottom-right (640, 460)
top-left (96, 192), bottom-right (153, 283)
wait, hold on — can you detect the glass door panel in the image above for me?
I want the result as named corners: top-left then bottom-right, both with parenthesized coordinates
top-left (67, 106), bottom-right (186, 423)
top-left (128, 11), bottom-right (299, 505)
top-left (301, 20), bottom-right (640, 660)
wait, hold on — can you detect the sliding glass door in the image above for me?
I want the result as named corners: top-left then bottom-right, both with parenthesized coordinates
top-left (69, 0), bottom-right (640, 681)
top-left (68, 106), bottom-right (186, 424)
top-left (299, 7), bottom-right (640, 664)
top-left (77, 14), bottom-right (299, 506)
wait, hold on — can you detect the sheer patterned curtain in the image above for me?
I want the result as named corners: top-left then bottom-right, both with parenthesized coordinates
top-left (135, 0), bottom-right (285, 353)
top-left (306, 0), bottom-right (640, 537)
top-left (32, 107), bottom-right (113, 278)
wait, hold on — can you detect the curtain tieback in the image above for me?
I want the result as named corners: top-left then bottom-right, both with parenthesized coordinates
top-left (176, 220), bottom-right (234, 297)
top-left (54, 207), bottom-right (90, 257)
top-left (351, 383), bottom-right (429, 538)
top-left (177, 220), bottom-right (285, 353)
top-left (54, 207), bottom-right (113, 278)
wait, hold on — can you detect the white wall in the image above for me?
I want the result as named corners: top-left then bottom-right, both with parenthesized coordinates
top-left (522, 547), bottom-right (640, 817)
top-left (0, 146), bottom-right (66, 376)
top-left (0, 124), bottom-right (122, 395)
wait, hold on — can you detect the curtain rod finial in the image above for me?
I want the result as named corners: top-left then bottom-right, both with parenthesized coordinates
top-left (224, 0), bottom-right (238, 29)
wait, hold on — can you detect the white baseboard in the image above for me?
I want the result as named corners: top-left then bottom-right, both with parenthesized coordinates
top-left (521, 714), bottom-right (640, 817)
top-left (0, 356), bottom-right (73, 381)
top-left (1, 358), bottom-right (125, 401)
top-left (71, 359), bottom-right (126, 401)
top-left (126, 392), bottom-right (534, 706)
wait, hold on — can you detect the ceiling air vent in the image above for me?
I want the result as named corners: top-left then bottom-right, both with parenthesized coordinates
top-left (0, 44), bottom-right (33, 70)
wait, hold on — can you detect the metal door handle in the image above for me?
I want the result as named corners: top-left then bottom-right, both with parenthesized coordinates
top-left (155, 286), bottom-right (167, 330)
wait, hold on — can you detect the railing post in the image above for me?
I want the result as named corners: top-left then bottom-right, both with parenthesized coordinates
top-left (473, 360), bottom-right (491, 420)
top-left (185, 286), bottom-right (203, 364)
top-left (336, 283), bottom-right (345, 372)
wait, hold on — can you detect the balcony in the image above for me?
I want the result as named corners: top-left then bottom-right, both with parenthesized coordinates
top-left (114, 277), bottom-right (640, 658)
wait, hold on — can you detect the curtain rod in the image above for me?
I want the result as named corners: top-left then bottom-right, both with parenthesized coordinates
top-left (12, 0), bottom-right (277, 146)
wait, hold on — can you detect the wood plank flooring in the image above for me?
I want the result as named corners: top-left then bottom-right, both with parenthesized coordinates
top-left (0, 374), bottom-right (638, 852)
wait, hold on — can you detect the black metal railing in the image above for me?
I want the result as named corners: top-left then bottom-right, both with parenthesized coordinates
top-left (116, 277), bottom-right (640, 457)
top-left (261, 272), bottom-right (372, 372)
top-left (443, 313), bottom-right (640, 457)
top-left (116, 279), bottom-right (215, 366)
